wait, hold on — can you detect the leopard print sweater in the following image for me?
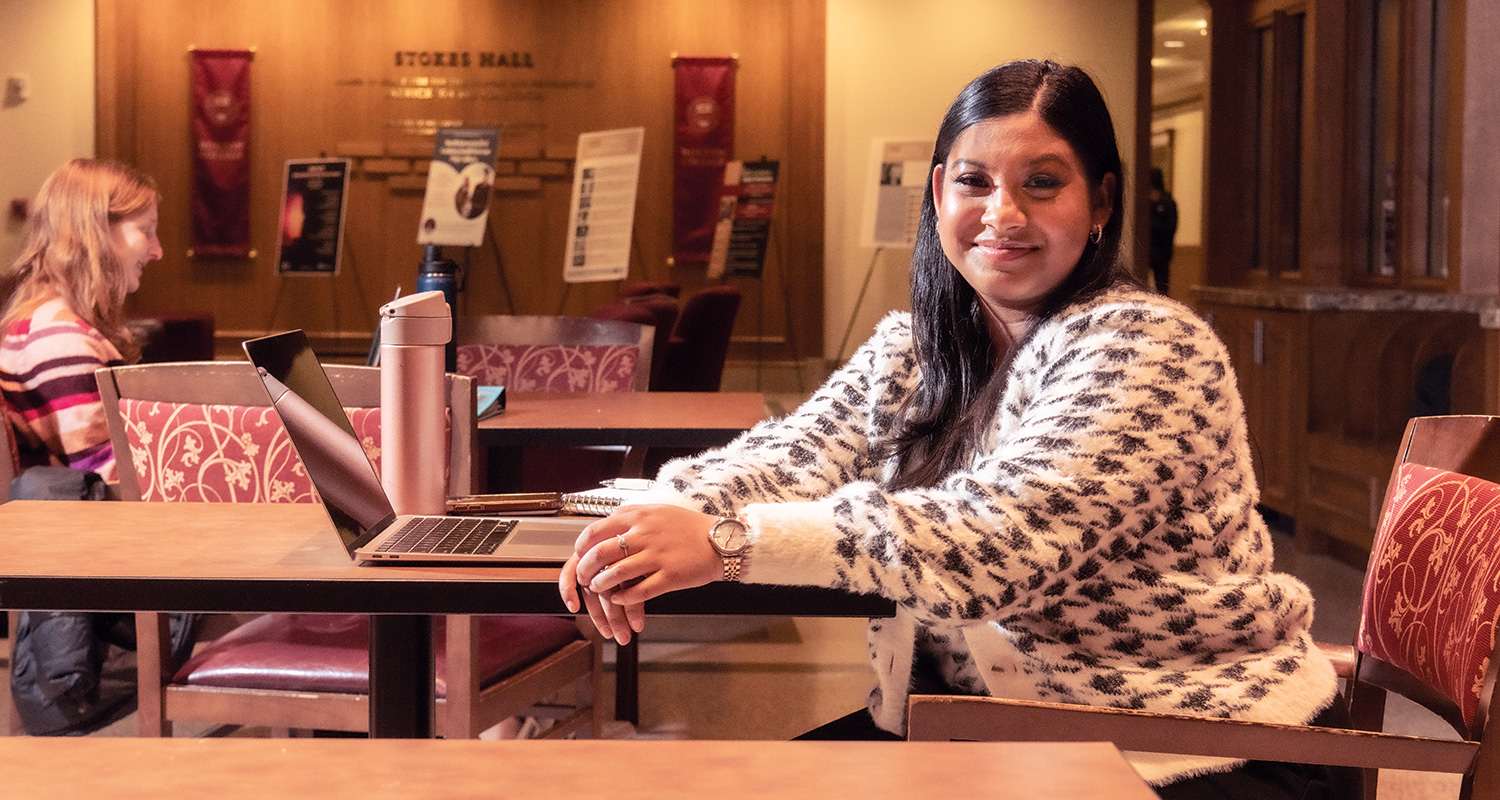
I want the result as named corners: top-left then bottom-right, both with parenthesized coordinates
top-left (642, 285), bottom-right (1337, 785)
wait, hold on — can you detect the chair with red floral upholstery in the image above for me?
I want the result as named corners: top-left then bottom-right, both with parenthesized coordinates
top-left (95, 360), bottom-right (602, 738)
top-left (454, 315), bottom-right (653, 492)
top-left (908, 414), bottom-right (1500, 800)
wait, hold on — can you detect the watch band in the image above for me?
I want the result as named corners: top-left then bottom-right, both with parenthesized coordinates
top-left (710, 516), bottom-right (749, 582)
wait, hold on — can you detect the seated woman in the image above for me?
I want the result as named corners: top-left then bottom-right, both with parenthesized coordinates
top-left (1, 158), bottom-right (162, 484)
top-left (0, 158), bottom-right (180, 737)
top-left (560, 61), bottom-right (1351, 799)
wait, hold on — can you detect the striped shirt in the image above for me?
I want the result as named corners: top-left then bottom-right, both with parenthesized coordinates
top-left (0, 298), bottom-right (123, 482)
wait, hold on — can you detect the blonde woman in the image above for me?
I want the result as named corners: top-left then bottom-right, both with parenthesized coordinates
top-left (0, 158), bottom-right (162, 483)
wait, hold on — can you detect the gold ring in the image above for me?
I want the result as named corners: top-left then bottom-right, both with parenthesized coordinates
top-left (616, 534), bottom-right (629, 554)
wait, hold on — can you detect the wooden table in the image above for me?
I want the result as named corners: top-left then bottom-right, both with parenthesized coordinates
top-left (477, 390), bottom-right (771, 724)
top-left (478, 391), bottom-right (768, 448)
top-left (0, 501), bottom-right (892, 738)
top-left (0, 738), bottom-right (1160, 799)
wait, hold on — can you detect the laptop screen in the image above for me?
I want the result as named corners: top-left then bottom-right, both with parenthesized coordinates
top-left (243, 330), bottom-right (397, 555)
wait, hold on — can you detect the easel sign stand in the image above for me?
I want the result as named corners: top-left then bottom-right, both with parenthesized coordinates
top-left (562, 127), bottom-right (646, 288)
top-left (413, 126), bottom-right (502, 367)
top-left (265, 157), bottom-right (365, 344)
top-left (839, 138), bottom-right (931, 361)
top-left (707, 158), bottom-right (804, 391)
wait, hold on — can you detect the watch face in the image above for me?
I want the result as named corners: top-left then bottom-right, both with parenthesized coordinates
top-left (712, 518), bottom-right (748, 554)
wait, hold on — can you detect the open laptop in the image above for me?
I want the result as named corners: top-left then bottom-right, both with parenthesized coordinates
top-left (242, 329), bottom-right (587, 565)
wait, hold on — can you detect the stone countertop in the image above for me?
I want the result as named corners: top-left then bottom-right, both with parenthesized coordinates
top-left (1194, 286), bottom-right (1500, 326)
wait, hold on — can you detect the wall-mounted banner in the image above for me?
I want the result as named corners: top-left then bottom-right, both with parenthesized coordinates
top-left (707, 160), bottom-right (778, 280)
top-left (672, 56), bottom-right (736, 266)
top-left (861, 139), bottom-right (932, 249)
top-left (417, 126), bottom-right (500, 247)
top-left (189, 48), bottom-right (253, 258)
top-left (564, 127), bottom-right (645, 284)
top-left (276, 159), bottom-right (351, 275)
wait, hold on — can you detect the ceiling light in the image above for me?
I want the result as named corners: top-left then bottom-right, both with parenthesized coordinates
top-left (1164, 40), bottom-right (1185, 48)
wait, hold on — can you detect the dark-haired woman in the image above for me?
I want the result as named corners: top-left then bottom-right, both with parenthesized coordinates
top-left (560, 60), bottom-right (1348, 798)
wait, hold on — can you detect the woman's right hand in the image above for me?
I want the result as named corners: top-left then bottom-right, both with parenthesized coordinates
top-left (558, 504), bottom-right (723, 644)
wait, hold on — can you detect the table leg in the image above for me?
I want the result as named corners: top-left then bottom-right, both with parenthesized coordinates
top-left (615, 638), bottom-right (639, 724)
top-left (369, 615), bottom-right (435, 738)
top-left (485, 445), bottom-right (525, 493)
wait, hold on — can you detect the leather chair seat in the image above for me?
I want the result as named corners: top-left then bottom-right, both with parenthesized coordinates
top-left (173, 614), bottom-right (582, 696)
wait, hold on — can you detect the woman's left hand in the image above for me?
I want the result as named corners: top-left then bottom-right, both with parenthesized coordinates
top-left (557, 504), bottom-right (724, 644)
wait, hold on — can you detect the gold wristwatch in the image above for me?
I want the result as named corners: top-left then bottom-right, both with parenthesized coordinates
top-left (708, 516), bottom-right (750, 582)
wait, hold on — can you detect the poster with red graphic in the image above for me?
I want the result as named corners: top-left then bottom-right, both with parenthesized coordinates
top-left (707, 160), bottom-right (778, 280)
top-left (276, 159), bottom-right (350, 275)
top-left (189, 48), bottom-right (253, 258)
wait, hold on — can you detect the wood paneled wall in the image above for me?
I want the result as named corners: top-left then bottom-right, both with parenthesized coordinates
top-left (97, 0), bottom-right (824, 360)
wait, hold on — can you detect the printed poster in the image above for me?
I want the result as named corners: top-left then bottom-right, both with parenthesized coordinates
top-left (417, 127), bottom-right (500, 247)
top-left (276, 159), bottom-right (351, 275)
top-left (707, 160), bottom-right (778, 280)
top-left (564, 127), bottom-right (645, 283)
top-left (861, 139), bottom-right (932, 248)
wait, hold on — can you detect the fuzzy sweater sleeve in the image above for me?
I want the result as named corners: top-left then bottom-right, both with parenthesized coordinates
top-left (0, 311), bottom-right (122, 482)
top-left (652, 293), bottom-right (1269, 633)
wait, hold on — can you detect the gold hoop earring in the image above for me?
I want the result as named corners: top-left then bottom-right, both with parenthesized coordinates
top-left (1089, 225), bottom-right (1103, 245)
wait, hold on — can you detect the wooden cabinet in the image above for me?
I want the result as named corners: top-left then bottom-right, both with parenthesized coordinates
top-left (1201, 292), bottom-right (1490, 556)
top-left (1202, 304), bottom-right (1308, 521)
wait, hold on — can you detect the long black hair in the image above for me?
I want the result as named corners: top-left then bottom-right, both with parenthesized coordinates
top-left (888, 60), bottom-right (1134, 490)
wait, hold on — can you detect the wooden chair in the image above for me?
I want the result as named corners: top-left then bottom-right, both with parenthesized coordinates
top-left (589, 297), bottom-right (680, 391)
top-left (1, 419), bottom-right (17, 733)
top-left (0, 412), bottom-right (16, 503)
top-left (455, 315), bottom-right (654, 723)
top-left (455, 315), bottom-right (654, 491)
top-left (455, 315), bottom-right (653, 393)
top-left (908, 414), bottom-right (1500, 799)
top-left (656, 286), bottom-right (741, 393)
top-left (95, 360), bottom-right (603, 739)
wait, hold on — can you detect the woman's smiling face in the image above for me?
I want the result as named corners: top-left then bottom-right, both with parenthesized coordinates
top-left (109, 201), bottom-right (162, 294)
top-left (931, 109), bottom-right (1114, 326)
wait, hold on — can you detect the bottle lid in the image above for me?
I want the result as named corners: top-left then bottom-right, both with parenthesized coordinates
top-left (379, 290), bottom-right (451, 345)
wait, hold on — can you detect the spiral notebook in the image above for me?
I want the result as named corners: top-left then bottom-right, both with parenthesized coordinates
top-left (561, 479), bottom-right (654, 516)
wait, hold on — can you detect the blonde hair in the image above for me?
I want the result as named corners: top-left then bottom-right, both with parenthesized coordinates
top-left (1, 158), bottom-right (159, 362)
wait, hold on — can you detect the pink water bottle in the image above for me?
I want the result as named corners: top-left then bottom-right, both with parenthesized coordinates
top-left (379, 290), bottom-right (450, 515)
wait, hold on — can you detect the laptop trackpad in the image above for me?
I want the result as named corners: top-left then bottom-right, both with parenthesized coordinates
top-left (509, 527), bottom-right (573, 546)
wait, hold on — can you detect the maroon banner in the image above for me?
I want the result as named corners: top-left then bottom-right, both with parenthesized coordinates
top-left (672, 56), bottom-right (736, 266)
top-left (190, 49), bottom-right (253, 258)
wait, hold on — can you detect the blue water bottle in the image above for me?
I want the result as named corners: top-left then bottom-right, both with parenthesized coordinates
top-left (416, 244), bottom-right (460, 371)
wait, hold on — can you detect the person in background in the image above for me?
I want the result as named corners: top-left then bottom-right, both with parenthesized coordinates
top-left (1148, 165), bottom-right (1178, 295)
top-left (0, 158), bottom-right (162, 484)
top-left (0, 159), bottom-right (195, 738)
top-left (561, 60), bottom-right (1353, 799)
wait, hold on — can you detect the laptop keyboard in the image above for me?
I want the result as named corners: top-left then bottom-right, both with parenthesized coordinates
top-left (376, 516), bottom-right (518, 555)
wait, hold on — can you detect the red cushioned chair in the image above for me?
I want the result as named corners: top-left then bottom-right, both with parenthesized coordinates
top-left (909, 414), bottom-right (1500, 800)
top-left (0, 410), bottom-right (16, 504)
top-left (96, 361), bottom-right (602, 738)
top-left (1, 420), bottom-right (17, 733)
top-left (656, 285), bottom-right (741, 393)
top-left (454, 315), bottom-right (654, 492)
top-left (619, 281), bottom-right (680, 300)
top-left (589, 297), bottom-right (679, 391)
